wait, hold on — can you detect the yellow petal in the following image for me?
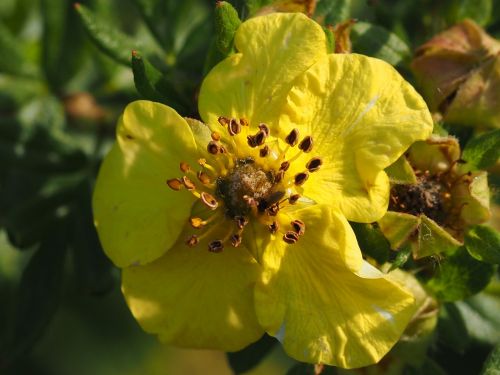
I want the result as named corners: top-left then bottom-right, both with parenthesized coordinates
top-left (122, 222), bottom-right (264, 351)
top-left (281, 54), bottom-right (433, 222)
top-left (93, 101), bottom-right (199, 267)
top-left (199, 12), bottom-right (328, 136)
top-left (254, 205), bottom-right (416, 368)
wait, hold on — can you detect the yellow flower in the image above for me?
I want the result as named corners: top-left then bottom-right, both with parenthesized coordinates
top-left (93, 13), bottom-right (433, 368)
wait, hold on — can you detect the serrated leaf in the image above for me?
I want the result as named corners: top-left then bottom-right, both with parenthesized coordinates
top-left (427, 247), bottom-right (495, 301)
top-left (0, 228), bottom-right (67, 365)
top-left (351, 222), bottom-right (390, 264)
top-left (351, 22), bottom-right (410, 66)
top-left (227, 334), bottom-right (276, 374)
top-left (462, 129), bottom-right (500, 171)
top-left (465, 225), bottom-right (500, 265)
top-left (315, 0), bottom-right (351, 25)
top-left (481, 343), bottom-right (500, 375)
top-left (76, 3), bottom-right (138, 66)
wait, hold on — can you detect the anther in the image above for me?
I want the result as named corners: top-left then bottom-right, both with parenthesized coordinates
top-left (298, 136), bottom-right (313, 153)
top-left (260, 145), bottom-right (270, 157)
top-left (235, 215), bottom-right (249, 229)
top-left (166, 178), bottom-right (183, 191)
top-left (201, 192), bottom-right (218, 210)
top-left (289, 194), bottom-right (301, 204)
top-left (294, 172), bottom-right (309, 186)
top-left (189, 217), bottom-right (205, 229)
top-left (182, 176), bottom-right (196, 190)
top-left (239, 118), bottom-right (249, 127)
top-left (247, 135), bottom-right (257, 148)
top-left (291, 219), bottom-right (305, 236)
top-left (268, 221), bottom-right (280, 234)
top-left (180, 161), bottom-right (190, 173)
top-left (207, 141), bottom-right (220, 154)
top-left (258, 123), bottom-right (270, 137)
top-left (283, 231), bottom-right (300, 244)
top-left (285, 128), bottom-right (300, 146)
top-left (266, 203), bottom-right (280, 216)
top-left (197, 171), bottom-right (211, 184)
top-left (274, 170), bottom-right (285, 183)
top-left (230, 234), bottom-right (242, 247)
top-left (208, 240), bottom-right (224, 253)
top-left (280, 161), bottom-right (290, 171)
top-left (186, 235), bottom-right (199, 247)
top-left (218, 116), bottom-right (230, 127)
top-left (254, 130), bottom-right (267, 146)
top-left (228, 119), bottom-right (242, 136)
top-left (306, 157), bottom-right (322, 172)
top-left (211, 131), bottom-right (221, 141)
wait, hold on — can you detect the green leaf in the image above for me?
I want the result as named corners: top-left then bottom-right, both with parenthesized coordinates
top-left (446, 0), bottom-right (492, 27)
top-left (75, 3), bottom-right (138, 66)
top-left (0, 22), bottom-right (37, 77)
top-left (0, 227), bottom-right (67, 365)
top-left (215, 1), bottom-right (241, 56)
top-left (462, 129), bottom-right (500, 171)
top-left (437, 303), bottom-right (469, 354)
top-left (427, 247), bottom-right (495, 301)
top-left (226, 334), bottom-right (276, 374)
top-left (351, 22), bottom-right (410, 66)
top-left (351, 222), bottom-right (390, 264)
top-left (389, 244), bottom-right (412, 271)
top-left (465, 225), bottom-right (500, 265)
top-left (315, 0), bottom-right (351, 25)
top-left (481, 343), bottom-right (500, 375)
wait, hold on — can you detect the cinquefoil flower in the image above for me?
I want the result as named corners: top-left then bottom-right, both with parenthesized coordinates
top-left (93, 13), bottom-right (433, 368)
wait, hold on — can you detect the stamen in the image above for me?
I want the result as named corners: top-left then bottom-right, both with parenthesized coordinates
top-left (274, 170), bottom-right (285, 183)
top-left (208, 240), bottom-right (224, 253)
top-left (298, 136), bottom-right (313, 153)
top-left (207, 141), bottom-right (220, 155)
top-left (260, 145), bottom-right (270, 157)
top-left (294, 172), bottom-right (309, 186)
top-left (211, 131), bottom-right (221, 141)
top-left (280, 161), bottom-right (290, 171)
top-left (258, 123), bottom-right (270, 137)
top-left (201, 192), bottom-right (218, 210)
top-left (247, 135), bottom-right (257, 148)
top-left (285, 128), bottom-right (300, 146)
top-left (197, 171), bottom-right (211, 184)
top-left (254, 130), bottom-right (267, 146)
top-left (186, 235), bottom-right (199, 247)
top-left (291, 219), bottom-right (305, 236)
top-left (228, 119), bottom-right (242, 136)
top-left (266, 203), bottom-right (280, 216)
top-left (180, 161), bottom-right (191, 173)
top-left (283, 231), bottom-right (300, 244)
top-left (235, 215), bottom-right (249, 229)
top-left (230, 234), bottom-right (242, 247)
top-left (189, 217), bottom-right (206, 229)
top-left (198, 158), bottom-right (217, 174)
top-left (289, 194), bottom-right (300, 204)
top-left (166, 178), bottom-right (183, 191)
top-left (268, 220), bottom-right (280, 234)
top-left (306, 157), bottom-right (322, 172)
top-left (239, 118), bottom-right (249, 127)
top-left (182, 176), bottom-right (196, 190)
top-left (218, 116), bottom-right (230, 127)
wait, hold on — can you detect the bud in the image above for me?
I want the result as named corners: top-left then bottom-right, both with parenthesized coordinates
top-left (411, 20), bottom-right (500, 128)
top-left (215, 1), bottom-right (241, 56)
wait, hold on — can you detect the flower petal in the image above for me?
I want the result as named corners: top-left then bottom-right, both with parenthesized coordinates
top-left (199, 12), bottom-right (328, 134)
top-left (93, 101), bottom-right (200, 267)
top-left (122, 222), bottom-right (264, 351)
top-left (281, 54), bottom-right (433, 222)
top-left (254, 205), bottom-right (416, 368)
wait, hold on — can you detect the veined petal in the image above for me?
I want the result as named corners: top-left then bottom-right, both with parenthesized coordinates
top-left (254, 205), bottom-right (416, 368)
top-left (199, 12), bottom-right (328, 135)
top-left (281, 54), bottom-right (433, 222)
top-left (122, 222), bottom-right (264, 351)
top-left (93, 101), bottom-right (199, 267)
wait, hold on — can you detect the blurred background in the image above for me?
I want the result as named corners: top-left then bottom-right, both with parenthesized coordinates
top-left (0, 0), bottom-right (499, 374)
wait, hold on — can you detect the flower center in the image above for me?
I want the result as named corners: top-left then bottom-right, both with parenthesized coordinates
top-left (166, 116), bottom-right (323, 252)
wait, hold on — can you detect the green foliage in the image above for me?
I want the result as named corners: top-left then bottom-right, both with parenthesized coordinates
top-left (445, 0), bottom-right (493, 27)
top-left (465, 225), bottom-right (500, 265)
top-left (462, 129), bottom-right (500, 170)
top-left (315, 0), bottom-right (351, 25)
top-left (215, 1), bottom-right (241, 56)
top-left (427, 248), bottom-right (496, 301)
top-left (226, 334), bottom-right (277, 374)
top-left (351, 222), bottom-right (390, 264)
top-left (389, 245), bottom-right (412, 271)
top-left (0, 22), bottom-right (36, 77)
top-left (481, 343), bottom-right (500, 375)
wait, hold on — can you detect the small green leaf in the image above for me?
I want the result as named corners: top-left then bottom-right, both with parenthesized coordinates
top-left (481, 343), bottom-right (500, 375)
top-left (427, 247), bottom-right (495, 301)
top-left (227, 334), bottom-right (276, 374)
top-left (465, 225), bottom-right (500, 265)
top-left (75, 3), bottom-right (138, 66)
top-left (0, 227), bottom-right (67, 365)
top-left (389, 244), bottom-right (412, 271)
top-left (351, 222), bottom-right (390, 264)
top-left (385, 155), bottom-right (417, 184)
top-left (215, 1), bottom-right (241, 56)
top-left (0, 22), bottom-right (37, 77)
top-left (323, 26), bottom-right (335, 53)
top-left (315, 0), bottom-right (351, 25)
top-left (462, 129), bottom-right (500, 171)
top-left (351, 22), bottom-right (410, 66)
top-left (446, 0), bottom-right (492, 27)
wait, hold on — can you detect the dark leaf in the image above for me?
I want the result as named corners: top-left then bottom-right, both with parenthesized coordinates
top-left (462, 129), bottom-right (500, 171)
top-left (351, 222), bottom-right (390, 264)
top-left (481, 343), bottom-right (500, 375)
top-left (436, 303), bottom-right (469, 354)
top-left (314, 0), bottom-right (351, 25)
top-left (389, 244), bottom-right (412, 271)
top-left (227, 334), bottom-right (277, 374)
